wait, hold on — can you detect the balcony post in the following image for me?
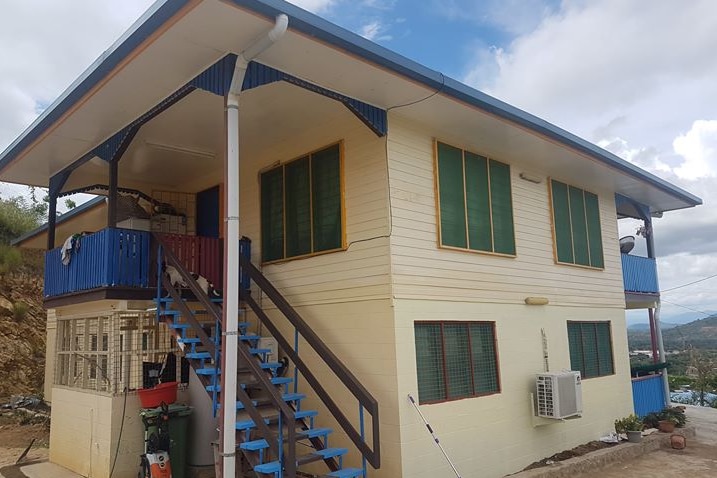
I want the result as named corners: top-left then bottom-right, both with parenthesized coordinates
top-left (47, 170), bottom-right (70, 249)
top-left (108, 158), bottom-right (118, 228)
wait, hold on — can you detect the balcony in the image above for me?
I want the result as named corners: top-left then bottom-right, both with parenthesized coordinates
top-left (622, 253), bottom-right (659, 309)
top-left (44, 227), bottom-right (222, 306)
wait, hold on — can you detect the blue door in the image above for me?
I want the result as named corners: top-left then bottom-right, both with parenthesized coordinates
top-left (196, 186), bottom-right (220, 238)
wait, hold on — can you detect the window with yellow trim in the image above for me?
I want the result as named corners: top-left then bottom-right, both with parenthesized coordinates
top-left (436, 142), bottom-right (515, 255)
top-left (550, 179), bottom-right (604, 268)
top-left (261, 143), bottom-right (343, 262)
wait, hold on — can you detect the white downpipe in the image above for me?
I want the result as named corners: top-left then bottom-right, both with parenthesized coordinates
top-left (221, 14), bottom-right (288, 478)
top-left (654, 301), bottom-right (671, 407)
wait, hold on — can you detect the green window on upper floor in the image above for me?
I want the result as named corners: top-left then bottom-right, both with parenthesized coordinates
top-left (260, 143), bottom-right (343, 263)
top-left (567, 321), bottom-right (614, 379)
top-left (435, 142), bottom-right (516, 255)
top-left (550, 179), bottom-right (604, 268)
top-left (414, 321), bottom-right (500, 404)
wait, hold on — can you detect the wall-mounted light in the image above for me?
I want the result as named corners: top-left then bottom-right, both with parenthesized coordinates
top-left (519, 172), bottom-right (543, 184)
top-left (525, 297), bottom-right (549, 305)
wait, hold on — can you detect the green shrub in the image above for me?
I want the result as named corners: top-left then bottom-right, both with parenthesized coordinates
top-left (0, 244), bottom-right (22, 274)
top-left (615, 414), bottom-right (644, 433)
top-left (12, 301), bottom-right (28, 321)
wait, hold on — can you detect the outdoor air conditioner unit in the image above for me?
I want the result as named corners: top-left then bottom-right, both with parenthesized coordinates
top-left (536, 371), bottom-right (583, 419)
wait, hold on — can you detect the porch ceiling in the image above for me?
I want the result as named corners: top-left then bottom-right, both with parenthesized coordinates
top-left (61, 80), bottom-right (352, 195)
top-left (0, 0), bottom-right (700, 214)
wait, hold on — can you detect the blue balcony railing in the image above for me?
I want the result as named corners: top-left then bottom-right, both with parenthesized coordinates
top-left (621, 253), bottom-right (659, 294)
top-left (632, 374), bottom-right (666, 417)
top-left (44, 228), bottom-right (150, 297)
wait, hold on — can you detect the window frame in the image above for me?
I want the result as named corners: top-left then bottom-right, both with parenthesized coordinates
top-left (260, 141), bottom-right (346, 265)
top-left (548, 178), bottom-right (605, 270)
top-left (434, 140), bottom-right (517, 258)
top-left (567, 321), bottom-right (615, 379)
top-left (414, 320), bottom-right (501, 405)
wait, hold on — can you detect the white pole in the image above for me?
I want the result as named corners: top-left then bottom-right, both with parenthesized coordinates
top-left (654, 301), bottom-right (671, 406)
top-left (221, 15), bottom-right (288, 478)
top-left (408, 394), bottom-right (462, 478)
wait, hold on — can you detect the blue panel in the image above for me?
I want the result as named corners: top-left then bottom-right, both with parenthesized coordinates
top-left (242, 61), bottom-right (387, 136)
top-left (632, 374), bottom-right (665, 417)
top-left (191, 54), bottom-right (238, 96)
top-left (621, 254), bottom-right (659, 294)
top-left (44, 227), bottom-right (151, 297)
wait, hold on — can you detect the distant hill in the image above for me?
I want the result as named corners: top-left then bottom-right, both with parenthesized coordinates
top-left (628, 322), bottom-right (679, 331)
top-left (628, 315), bottom-right (717, 351)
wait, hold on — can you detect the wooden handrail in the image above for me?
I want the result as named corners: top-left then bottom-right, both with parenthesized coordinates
top-left (240, 256), bottom-right (381, 468)
top-left (155, 235), bottom-right (296, 471)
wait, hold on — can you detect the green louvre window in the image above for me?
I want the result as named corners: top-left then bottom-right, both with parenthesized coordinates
top-left (550, 180), bottom-right (604, 268)
top-left (261, 144), bottom-right (343, 262)
top-left (414, 321), bottom-right (500, 404)
top-left (436, 142), bottom-right (515, 255)
top-left (567, 321), bottom-right (614, 379)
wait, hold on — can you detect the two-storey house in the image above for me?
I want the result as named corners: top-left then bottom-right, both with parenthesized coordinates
top-left (2, 1), bottom-right (700, 477)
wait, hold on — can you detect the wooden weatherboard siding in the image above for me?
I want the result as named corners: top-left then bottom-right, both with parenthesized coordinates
top-left (240, 105), bottom-right (391, 306)
top-left (386, 117), bottom-right (625, 308)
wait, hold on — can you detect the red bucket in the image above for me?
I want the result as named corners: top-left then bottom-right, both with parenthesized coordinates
top-left (138, 381), bottom-right (178, 408)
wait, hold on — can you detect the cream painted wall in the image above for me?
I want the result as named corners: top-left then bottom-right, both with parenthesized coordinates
top-left (386, 115), bottom-right (626, 309)
top-left (44, 309), bottom-right (57, 402)
top-left (386, 116), bottom-right (633, 477)
top-left (394, 301), bottom-right (632, 478)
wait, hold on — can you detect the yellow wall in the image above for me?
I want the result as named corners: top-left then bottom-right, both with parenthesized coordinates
top-left (386, 116), bottom-right (633, 477)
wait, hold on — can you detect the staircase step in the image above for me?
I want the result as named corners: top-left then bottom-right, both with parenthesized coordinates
top-left (168, 323), bottom-right (191, 330)
top-left (326, 468), bottom-right (364, 478)
top-left (297, 427), bottom-right (332, 439)
top-left (240, 334), bottom-right (261, 342)
top-left (186, 351), bottom-right (212, 360)
top-left (159, 309), bottom-right (181, 316)
top-left (249, 347), bottom-right (272, 355)
top-left (239, 438), bottom-right (268, 451)
top-left (282, 392), bottom-right (306, 403)
top-left (206, 384), bottom-right (220, 392)
top-left (235, 418), bottom-right (270, 431)
top-left (314, 447), bottom-right (348, 460)
top-left (236, 399), bottom-right (258, 410)
top-left (295, 410), bottom-right (318, 420)
top-left (254, 460), bottom-right (281, 474)
top-left (178, 337), bottom-right (202, 345)
top-left (241, 376), bottom-right (293, 390)
top-left (196, 367), bottom-right (219, 376)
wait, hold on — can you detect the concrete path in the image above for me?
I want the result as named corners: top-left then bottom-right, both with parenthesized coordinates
top-left (595, 405), bottom-right (717, 478)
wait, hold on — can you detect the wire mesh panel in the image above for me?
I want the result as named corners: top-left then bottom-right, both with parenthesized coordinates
top-left (414, 321), bottom-right (500, 404)
top-left (55, 311), bottom-right (187, 395)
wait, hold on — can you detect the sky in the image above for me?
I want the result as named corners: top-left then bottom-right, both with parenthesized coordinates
top-left (1, 0), bottom-right (716, 324)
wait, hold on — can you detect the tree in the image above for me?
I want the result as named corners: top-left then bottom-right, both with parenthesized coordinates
top-left (0, 194), bottom-right (46, 245)
top-left (689, 348), bottom-right (717, 406)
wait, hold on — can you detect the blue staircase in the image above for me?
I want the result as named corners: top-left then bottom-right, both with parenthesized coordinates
top-left (154, 249), bottom-right (367, 478)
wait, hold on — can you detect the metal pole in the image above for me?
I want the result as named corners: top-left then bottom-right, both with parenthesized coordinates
top-left (407, 394), bottom-right (461, 478)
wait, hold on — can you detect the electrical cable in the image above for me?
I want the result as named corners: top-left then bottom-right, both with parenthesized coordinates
top-left (109, 386), bottom-right (128, 478)
top-left (660, 299), bottom-right (715, 317)
top-left (661, 273), bottom-right (717, 293)
top-left (346, 73), bottom-right (446, 250)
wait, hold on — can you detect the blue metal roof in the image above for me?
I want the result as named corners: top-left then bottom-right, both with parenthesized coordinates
top-left (11, 196), bottom-right (106, 247)
top-left (0, 0), bottom-right (702, 209)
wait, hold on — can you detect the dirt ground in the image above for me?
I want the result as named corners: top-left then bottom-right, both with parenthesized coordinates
top-left (595, 441), bottom-right (717, 477)
top-left (0, 417), bottom-right (49, 469)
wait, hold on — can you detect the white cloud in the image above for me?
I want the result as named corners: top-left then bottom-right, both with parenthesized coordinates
top-left (673, 120), bottom-right (717, 180)
top-left (359, 20), bottom-right (392, 42)
top-left (290, 0), bottom-right (337, 13)
top-left (0, 0), bottom-right (155, 153)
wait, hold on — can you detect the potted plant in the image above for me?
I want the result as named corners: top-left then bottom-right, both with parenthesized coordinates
top-left (657, 407), bottom-right (686, 433)
top-left (615, 414), bottom-right (644, 443)
top-left (658, 416), bottom-right (678, 433)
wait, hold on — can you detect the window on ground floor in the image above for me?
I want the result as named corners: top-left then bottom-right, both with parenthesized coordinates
top-left (55, 312), bottom-right (189, 394)
top-left (567, 321), bottom-right (614, 378)
top-left (414, 321), bottom-right (500, 404)
top-left (261, 142), bottom-right (344, 263)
